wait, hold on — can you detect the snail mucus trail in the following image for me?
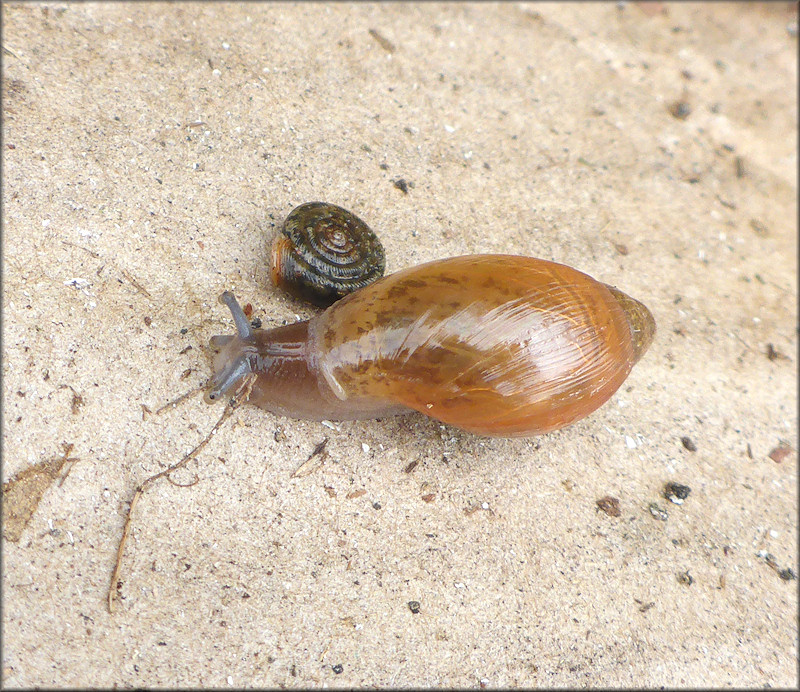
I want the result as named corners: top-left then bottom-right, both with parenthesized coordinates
top-left (208, 202), bottom-right (655, 437)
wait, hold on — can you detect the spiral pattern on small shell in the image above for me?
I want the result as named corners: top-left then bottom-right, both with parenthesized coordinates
top-left (270, 202), bottom-right (386, 307)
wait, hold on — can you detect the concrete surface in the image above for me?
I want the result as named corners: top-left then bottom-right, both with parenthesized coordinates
top-left (2, 2), bottom-right (797, 688)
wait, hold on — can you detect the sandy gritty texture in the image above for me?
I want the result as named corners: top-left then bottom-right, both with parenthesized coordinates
top-left (2, 1), bottom-right (797, 688)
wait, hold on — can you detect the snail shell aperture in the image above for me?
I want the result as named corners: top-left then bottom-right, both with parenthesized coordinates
top-left (270, 202), bottom-right (386, 307)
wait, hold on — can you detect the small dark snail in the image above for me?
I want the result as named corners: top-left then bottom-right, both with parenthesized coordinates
top-left (206, 254), bottom-right (655, 437)
top-left (270, 202), bottom-right (385, 307)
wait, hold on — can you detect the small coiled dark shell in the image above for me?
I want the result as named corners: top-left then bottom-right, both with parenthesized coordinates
top-left (270, 202), bottom-right (386, 307)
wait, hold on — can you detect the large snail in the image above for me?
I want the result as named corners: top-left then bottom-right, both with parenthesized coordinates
top-left (207, 207), bottom-right (655, 436)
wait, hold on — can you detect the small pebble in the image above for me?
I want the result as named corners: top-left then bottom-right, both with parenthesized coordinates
top-left (648, 502), bottom-right (668, 521)
top-left (668, 100), bottom-right (692, 120)
top-left (664, 482), bottom-right (691, 504)
top-left (64, 278), bottom-right (91, 290)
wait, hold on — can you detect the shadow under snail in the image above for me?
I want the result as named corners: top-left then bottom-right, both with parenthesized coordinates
top-left (206, 204), bottom-right (655, 437)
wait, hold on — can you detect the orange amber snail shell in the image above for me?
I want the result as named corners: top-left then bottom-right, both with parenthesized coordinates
top-left (209, 204), bottom-right (655, 437)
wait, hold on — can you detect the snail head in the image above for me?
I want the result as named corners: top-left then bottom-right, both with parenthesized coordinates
top-left (205, 291), bottom-right (259, 403)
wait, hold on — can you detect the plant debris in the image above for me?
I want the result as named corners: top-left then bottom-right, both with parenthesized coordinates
top-left (596, 495), bottom-right (621, 517)
top-left (291, 438), bottom-right (329, 478)
top-left (768, 444), bottom-right (793, 463)
top-left (757, 551), bottom-right (797, 581)
top-left (2, 443), bottom-right (78, 542)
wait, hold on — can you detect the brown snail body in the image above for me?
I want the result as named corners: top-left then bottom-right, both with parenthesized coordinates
top-left (207, 255), bottom-right (655, 437)
top-left (270, 202), bottom-right (385, 307)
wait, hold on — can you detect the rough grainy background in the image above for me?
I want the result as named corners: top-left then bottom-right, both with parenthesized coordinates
top-left (2, 1), bottom-right (797, 688)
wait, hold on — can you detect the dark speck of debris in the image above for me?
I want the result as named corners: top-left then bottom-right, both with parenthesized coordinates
top-left (309, 438), bottom-right (328, 460)
top-left (596, 496), bottom-right (621, 517)
top-left (766, 343), bottom-right (788, 362)
top-left (680, 436), bottom-right (697, 452)
top-left (368, 28), bottom-right (396, 53)
top-left (180, 328), bottom-right (188, 335)
top-left (251, 318), bottom-right (262, 329)
top-left (758, 551), bottom-right (797, 581)
top-left (71, 390), bottom-right (85, 415)
top-left (393, 178), bottom-right (413, 194)
top-left (648, 502), bottom-right (668, 521)
top-left (749, 218), bottom-right (769, 236)
top-left (408, 600), bottom-right (421, 614)
top-left (372, 501), bottom-right (382, 510)
top-left (766, 343), bottom-right (779, 361)
top-left (144, 316), bottom-right (152, 326)
top-left (677, 570), bottom-right (694, 586)
top-left (332, 664), bottom-right (344, 674)
top-left (404, 459), bottom-right (419, 473)
top-left (668, 100), bottom-right (691, 120)
top-left (664, 482), bottom-right (691, 504)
